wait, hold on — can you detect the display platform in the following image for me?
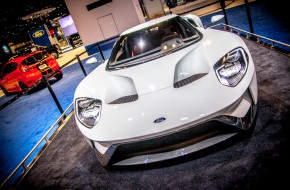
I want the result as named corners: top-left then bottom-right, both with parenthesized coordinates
top-left (16, 38), bottom-right (290, 189)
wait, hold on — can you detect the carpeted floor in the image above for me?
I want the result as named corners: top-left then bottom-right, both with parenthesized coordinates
top-left (15, 37), bottom-right (290, 189)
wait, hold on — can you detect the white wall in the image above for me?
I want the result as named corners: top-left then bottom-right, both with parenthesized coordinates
top-left (131, 0), bottom-right (146, 24)
top-left (64, 0), bottom-right (141, 46)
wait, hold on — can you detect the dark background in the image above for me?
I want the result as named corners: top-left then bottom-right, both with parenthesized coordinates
top-left (0, 0), bottom-right (69, 44)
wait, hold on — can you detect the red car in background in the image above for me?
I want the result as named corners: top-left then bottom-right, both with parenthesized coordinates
top-left (0, 50), bottom-right (63, 95)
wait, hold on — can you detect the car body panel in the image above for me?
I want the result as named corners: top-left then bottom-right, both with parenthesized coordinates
top-left (75, 30), bottom-right (256, 140)
top-left (74, 14), bottom-right (258, 166)
top-left (75, 60), bottom-right (255, 142)
top-left (75, 29), bottom-right (247, 98)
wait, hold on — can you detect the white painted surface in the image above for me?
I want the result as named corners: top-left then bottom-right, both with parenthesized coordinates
top-left (74, 19), bottom-right (257, 144)
top-left (131, 0), bottom-right (146, 23)
top-left (97, 14), bottom-right (119, 39)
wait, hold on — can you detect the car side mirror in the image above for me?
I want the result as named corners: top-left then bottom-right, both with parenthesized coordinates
top-left (211, 15), bottom-right (225, 23)
top-left (204, 15), bottom-right (225, 28)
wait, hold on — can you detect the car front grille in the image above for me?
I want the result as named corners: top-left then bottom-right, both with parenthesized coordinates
top-left (109, 120), bottom-right (239, 165)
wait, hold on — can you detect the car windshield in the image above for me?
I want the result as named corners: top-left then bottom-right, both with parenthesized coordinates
top-left (108, 16), bottom-right (201, 69)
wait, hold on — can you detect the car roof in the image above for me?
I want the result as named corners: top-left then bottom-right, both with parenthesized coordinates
top-left (121, 14), bottom-right (178, 36)
top-left (7, 50), bottom-right (45, 63)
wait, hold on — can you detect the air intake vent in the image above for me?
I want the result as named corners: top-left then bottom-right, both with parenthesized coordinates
top-left (109, 94), bottom-right (138, 104)
top-left (174, 73), bottom-right (207, 88)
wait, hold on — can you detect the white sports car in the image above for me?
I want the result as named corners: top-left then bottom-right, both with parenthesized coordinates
top-left (74, 14), bottom-right (258, 166)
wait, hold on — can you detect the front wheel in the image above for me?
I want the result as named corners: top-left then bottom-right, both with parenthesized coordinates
top-left (0, 85), bottom-right (10, 96)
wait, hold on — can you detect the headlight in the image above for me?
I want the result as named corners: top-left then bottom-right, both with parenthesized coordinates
top-left (214, 47), bottom-right (248, 87)
top-left (75, 98), bottom-right (102, 128)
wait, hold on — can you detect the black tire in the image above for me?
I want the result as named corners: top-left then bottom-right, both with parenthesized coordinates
top-left (19, 82), bottom-right (29, 94)
top-left (55, 72), bottom-right (63, 80)
top-left (50, 50), bottom-right (59, 59)
top-left (0, 85), bottom-right (10, 96)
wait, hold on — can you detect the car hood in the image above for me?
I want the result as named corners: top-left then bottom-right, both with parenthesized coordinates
top-left (75, 29), bottom-right (247, 103)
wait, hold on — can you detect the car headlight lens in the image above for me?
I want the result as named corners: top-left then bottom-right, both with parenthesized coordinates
top-left (75, 98), bottom-right (102, 128)
top-left (214, 47), bottom-right (248, 87)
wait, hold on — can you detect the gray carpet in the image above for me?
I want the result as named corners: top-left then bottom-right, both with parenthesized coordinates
top-left (16, 38), bottom-right (290, 190)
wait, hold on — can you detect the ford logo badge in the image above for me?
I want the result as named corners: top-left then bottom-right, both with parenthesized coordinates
top-left (32, 30), bottom-right (45, 38)
top-left (154, 117), bottom-right (166, 123)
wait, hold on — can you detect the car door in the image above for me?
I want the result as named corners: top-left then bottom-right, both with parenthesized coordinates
top-left (1, 62), bottom-right (19, 92)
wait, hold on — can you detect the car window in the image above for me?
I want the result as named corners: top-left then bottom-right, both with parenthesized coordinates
top-left (184, 18), bottom-right (198, 27)
top-left (2, 62), bottom-right (18, 76)
top-left (33, 52), bottom-right (50, 61)
top-left (108, 16), bottom-right (200, 67)
top-left (22, 56), bottom-right (37, 66)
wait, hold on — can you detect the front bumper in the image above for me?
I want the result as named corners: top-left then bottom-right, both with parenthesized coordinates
top-left (84, 89), bottom-right (257, 166)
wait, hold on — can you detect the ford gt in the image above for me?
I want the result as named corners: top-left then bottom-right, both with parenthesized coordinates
top-left (74, 14), bottom-right (258, 166)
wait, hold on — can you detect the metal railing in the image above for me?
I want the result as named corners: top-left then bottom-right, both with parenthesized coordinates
top-left (208, 23), bottom-right (290, 56)
top-left (0, 102), bottom-right (74, 189)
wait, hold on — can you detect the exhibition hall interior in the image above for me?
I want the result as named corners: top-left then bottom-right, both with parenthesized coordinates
top-left (0, 0), bottom-right (289, 189)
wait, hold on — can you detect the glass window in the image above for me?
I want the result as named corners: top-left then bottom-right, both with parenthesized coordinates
top-left (22, 56), bottom-right (37, 66)
top-left (2, 63), bottom-right (18, 76)
top-left (108, 16), bottom-right (200, 68)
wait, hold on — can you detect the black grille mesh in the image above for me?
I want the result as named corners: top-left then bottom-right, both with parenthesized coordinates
top-left (110, 120), bottom-right (238, 164)
top-left (174, 73), bottom-right (207, 88)
top-left (109, 94), bottom-right (138, 104)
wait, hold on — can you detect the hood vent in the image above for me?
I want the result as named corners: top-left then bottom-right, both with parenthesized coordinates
top-left (174, 73), bottom-right (207, 88)
top-left (109, 94), bottom-right (138, 104)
